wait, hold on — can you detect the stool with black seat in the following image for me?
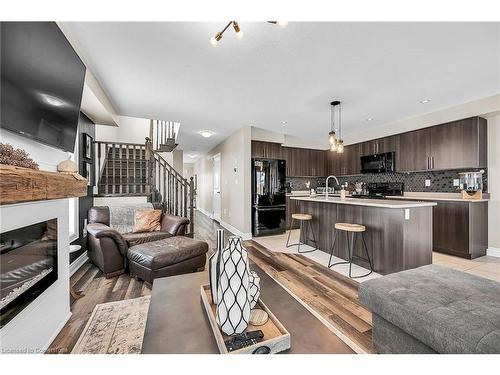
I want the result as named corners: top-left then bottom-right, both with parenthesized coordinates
top-left (285, 213), bottom-right (318, 254)
top-left (328, 222), bottom-right (373, 278)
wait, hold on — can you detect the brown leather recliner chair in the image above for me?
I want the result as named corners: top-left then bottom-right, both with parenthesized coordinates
top-left (86, 204), bottom-right (190, 278)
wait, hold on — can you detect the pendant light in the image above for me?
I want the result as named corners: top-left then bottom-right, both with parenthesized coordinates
top-left (336, 101), bottom-right (344, 154)
top-left (329, 101), bottom-right (337, 151)
top-left (329, 101), bottom-right (344, 153)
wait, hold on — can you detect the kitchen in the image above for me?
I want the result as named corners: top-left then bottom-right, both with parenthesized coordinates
top-left (251, 116), bottom-right (489, 276)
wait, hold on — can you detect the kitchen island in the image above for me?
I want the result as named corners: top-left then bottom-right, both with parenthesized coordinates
top-left (290, 196), bottom-right (437, 275)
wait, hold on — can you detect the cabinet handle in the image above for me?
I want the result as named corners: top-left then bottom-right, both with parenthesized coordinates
top-left (431, 157), bottom-right (435, 169)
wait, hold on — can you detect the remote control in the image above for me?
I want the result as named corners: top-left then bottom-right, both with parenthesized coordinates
top-left (225, 330), bottom-right (264, 352)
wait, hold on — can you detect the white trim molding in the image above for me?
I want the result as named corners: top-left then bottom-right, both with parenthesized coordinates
top-left (219, 220), bottom-right (252, 240)
top-left (70, 251), bottom-right (89, 276)
top-left (487, 247), bottom-right (500, 258)
top-left (196, 207), bottom-right (213, 219)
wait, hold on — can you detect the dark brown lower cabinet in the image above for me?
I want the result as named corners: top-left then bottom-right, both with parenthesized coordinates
top-left (433, 201), bottom-right (488, 259)
top-left (286, 196), bottom-right (301, 229)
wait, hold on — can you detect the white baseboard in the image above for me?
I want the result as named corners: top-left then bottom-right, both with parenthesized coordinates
top-left (219, 220), bottom-right (252, 240)
top-left (43, 311), bottom-right (72, 353)
top-left (487, 247), bottom-right (500, 258)
top-left (70, 251), bottom-right (89, 276)
top-left (196, 207), bottom-right (213, 219)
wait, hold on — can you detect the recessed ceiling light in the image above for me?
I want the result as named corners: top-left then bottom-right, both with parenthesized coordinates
top-left (420, 99), bottom-right (431, 104)
top-left (198, 130), bottom-right (215, 138)
top-left (281, 121), bottom-right (287, 125)
top-left (366, 117), bottom-right (373, 121)
top-left (187, 153), bottom-right (197, 158)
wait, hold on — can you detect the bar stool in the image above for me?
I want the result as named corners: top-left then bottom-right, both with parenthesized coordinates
top-left (286, 213), bottom-right (318, 254)
top-left (328, 222), bottom-right (373, 278)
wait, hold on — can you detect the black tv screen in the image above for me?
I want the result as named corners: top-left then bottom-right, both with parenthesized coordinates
top-left (1, 22), bottom-right (86, 152)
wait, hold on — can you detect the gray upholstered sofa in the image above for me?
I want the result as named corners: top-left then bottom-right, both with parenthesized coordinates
top-left (359, 264), bottom-right (500, 354)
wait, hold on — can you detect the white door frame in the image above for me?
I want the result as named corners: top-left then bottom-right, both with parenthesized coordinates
top-left (212, 153), bottom-right (221, 222)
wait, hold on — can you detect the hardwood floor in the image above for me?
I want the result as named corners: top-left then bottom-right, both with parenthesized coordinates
top-left (47, 211), bottom-right (231, 354)
top-left (48, 264), bottom-right (151, 353)
top-left (49, 210), bottom-right (373, 354)
top-left (245, 240), bottom-right (374, 353)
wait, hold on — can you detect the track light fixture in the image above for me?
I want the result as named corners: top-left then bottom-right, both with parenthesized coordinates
top-left (210, 21), bottom-right (288, 46)
top-left (210, 21), bottom-right (243, 46)
top-left (267, 21), bottom-right (288, 27)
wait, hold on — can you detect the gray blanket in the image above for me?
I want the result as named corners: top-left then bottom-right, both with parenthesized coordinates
top-left (109, 203), bottom-right (154, 234)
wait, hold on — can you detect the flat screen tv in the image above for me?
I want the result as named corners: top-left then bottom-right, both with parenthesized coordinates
top-left (1, 22), bottom-right (86, 153)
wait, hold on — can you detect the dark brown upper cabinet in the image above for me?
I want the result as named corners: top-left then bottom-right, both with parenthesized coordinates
top-left (360, 135), bottom-right (398, 156)
top-left (338, 144), bottom-right (361, 176)
top-left (251, 140), bottom-right (282, 159)
top-left (397, 128), bottom-right (432, 172)
top-left (282, 146), bottom-right (327, 177)
top-left (397, 117), bottom-right (487, 172)
top-left (430, 117), bottom-right (487, 170)
top-left (326, 148), bottom-right (342, 176)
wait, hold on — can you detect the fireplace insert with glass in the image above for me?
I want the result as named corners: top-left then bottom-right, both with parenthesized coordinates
top-left (0, 219), bottom-right (58, 328)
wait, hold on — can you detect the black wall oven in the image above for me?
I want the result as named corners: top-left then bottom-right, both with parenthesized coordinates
top-left (360, 152), bottom-right (395, 174)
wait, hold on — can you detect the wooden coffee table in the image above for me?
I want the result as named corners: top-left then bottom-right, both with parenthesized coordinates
top-left (142, 264), bottom-right (354, 354)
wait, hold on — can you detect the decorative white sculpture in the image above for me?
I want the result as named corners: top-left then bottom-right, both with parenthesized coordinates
top-left (216, 236), bottom-right (251, 335)
top-left (208, 229), bottom-right (224, 304)
top-left (248, 271), bottom-right (261, 309)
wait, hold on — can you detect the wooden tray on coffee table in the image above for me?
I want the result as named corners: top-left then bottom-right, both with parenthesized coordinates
top-left (200, 284), bottom-right (291, 354)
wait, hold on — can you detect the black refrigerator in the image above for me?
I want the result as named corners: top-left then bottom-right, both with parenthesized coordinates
top-left (252, 158), bottom-right (286, 237)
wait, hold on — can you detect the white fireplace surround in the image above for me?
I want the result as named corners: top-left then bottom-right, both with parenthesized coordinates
top-left (0, 199), bottom-right (70, 353)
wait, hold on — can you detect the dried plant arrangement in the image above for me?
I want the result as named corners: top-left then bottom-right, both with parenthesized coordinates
top-left (0, 143), bottom-right (39, 170)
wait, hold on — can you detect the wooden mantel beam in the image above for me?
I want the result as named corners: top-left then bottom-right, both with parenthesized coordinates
top-left (0, 165), bottom-right (88, 205)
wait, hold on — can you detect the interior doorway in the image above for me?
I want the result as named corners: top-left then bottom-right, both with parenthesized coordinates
top-left (212, 153), bottom-right (221, 222)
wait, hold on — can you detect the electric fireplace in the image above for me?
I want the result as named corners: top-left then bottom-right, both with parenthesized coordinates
top-left (1, 219), bottom-right (58, 328)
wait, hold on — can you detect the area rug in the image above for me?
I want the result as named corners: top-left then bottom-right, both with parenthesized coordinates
top-left (71, 296), bottom-right (150, 354)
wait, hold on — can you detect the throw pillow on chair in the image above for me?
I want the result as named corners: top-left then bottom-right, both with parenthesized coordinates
top-left (133, 209), bottom-right (162, 233)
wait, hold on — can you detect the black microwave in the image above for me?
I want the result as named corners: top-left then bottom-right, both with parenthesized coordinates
top-left (360, 152), bottom-right (395, 174)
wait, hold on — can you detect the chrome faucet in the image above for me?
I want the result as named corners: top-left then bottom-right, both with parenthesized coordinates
top-left (325, 175), bottom-right (340, 199)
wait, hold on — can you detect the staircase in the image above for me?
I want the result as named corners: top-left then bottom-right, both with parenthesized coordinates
top-left (93, 120), bottom-right (195, 234)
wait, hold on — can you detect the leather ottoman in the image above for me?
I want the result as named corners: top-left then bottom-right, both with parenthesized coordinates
top-left (127, 236), bottom-right (208, 284)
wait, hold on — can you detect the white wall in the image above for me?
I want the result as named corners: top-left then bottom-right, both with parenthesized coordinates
top-left (0, 199), bottom-right (70, 353)
top-left (486, 114), bottom-right (500, 251)
top-left (0, 129), bottom-right (73, 352)
top-left (0, 129), bottom-right (70, 172)
top-left (251, 126), bottom-right (328, 150)
top-left (345, 94), bottom-right (500, 145)
top-left (95, 116), bottom-right (184, 175)
top-left (194, 127), bottom-right (252, 238)
top-left (95, 115), bottom-right (150, 145)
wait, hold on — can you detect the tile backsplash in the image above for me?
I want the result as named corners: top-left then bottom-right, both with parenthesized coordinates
top-left (287, 169), bottom-right (488, 193)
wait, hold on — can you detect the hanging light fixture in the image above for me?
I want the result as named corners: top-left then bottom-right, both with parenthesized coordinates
top-left (329, 101), bottom-right (338, 151)
top-left (329, 101), bottom-right (344, 153)
top-left (210, 21), bottom-right (242, 46)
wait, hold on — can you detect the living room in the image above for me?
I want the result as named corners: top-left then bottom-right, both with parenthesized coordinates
top-left (1, 1), bottom-right (500, 374)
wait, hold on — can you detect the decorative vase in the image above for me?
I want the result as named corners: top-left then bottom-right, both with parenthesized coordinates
top-left (248, 271), bottom-right (261, 309)
top-left (216, 236), bottom-right (251, 335)
top-left (209, 229), bottom-right (224, 304)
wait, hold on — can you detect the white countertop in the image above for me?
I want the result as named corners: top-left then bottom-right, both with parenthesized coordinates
top-left (290, 196), bottom-right (437, 209)
top-left (385, 192), bottom-right (490, 203)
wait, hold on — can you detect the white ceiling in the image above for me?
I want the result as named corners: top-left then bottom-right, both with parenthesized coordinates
top-left (63, 22), bottom-right (500, 158)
